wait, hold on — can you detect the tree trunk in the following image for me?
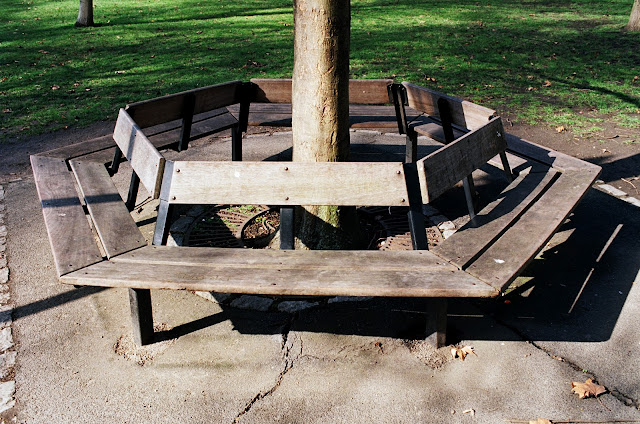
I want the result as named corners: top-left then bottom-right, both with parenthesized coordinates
top-left (75, 0), bottom-right (94, 27)
top-left (628, 0), bottom-right (640, 31)
top-left (291, 0), bottom-right (360, 249)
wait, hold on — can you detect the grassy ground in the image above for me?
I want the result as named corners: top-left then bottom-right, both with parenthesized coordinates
top-left (1, 0), bottom-right (639, 140)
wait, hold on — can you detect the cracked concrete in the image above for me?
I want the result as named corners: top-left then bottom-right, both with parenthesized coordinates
top-left (2, 127), bottom-right (640, 423)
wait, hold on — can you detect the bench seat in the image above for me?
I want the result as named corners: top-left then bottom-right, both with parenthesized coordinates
top-left (60, 246), bottom-right (498, 298)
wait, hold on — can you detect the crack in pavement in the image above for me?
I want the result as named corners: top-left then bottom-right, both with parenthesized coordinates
top-left (490, 313), bottom-right (640, 411)
top-left (232, 315), bottom-right (302, 424)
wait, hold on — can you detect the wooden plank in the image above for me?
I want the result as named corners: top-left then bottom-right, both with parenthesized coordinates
top-left (413, 121), bottom-right (466, 143)
top-left (348, 79), bottom-right (393, 104)
top-left (36, 134), bottom-right (116, 160)
top-left (417, 117), bottom-right (507, 203)
top-left (433, 167), bottom-right (558, 269)
top-left (506, 133), bottom-right (602, 173)
top-left (113, 109), bottom-right (166, 198)
top-left (250, 79), bottom-right (393, 105)
top-left (61, 246), bottom-right (498, 298)
top-left (70, 160), bottom-right (147, 258)
top-left (250, 78), bottom-right (292, 103)
top-left (161, 160), bottom-right (410, 206)
top-left (465, 169), bottom-right (599, 291)
top-left (228, 103), bottom-right (424, 128)
top-left (125, 80), bottom-right (243, 128)
top-left (30, 155), bottom-right (103, 276)
top-left (402, 82), bottom-right (495, 130)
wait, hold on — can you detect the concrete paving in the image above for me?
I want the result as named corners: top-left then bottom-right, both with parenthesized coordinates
top-left (1, 127), bottom-right (640, 423)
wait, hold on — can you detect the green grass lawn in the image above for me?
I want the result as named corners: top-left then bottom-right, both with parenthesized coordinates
top-left (1, 0), bottom-right (639, 140)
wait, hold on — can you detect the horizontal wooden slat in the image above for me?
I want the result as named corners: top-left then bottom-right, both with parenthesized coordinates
top-left (36, 134), bottom-right (116, 160)
top-left (506, 133), bottom-right (602, 173)
top-left (113, 109), bottom-right (166, 198)
top-left (60, 246), bottom-right (498, 298)
top-left (161, 161), bottom-right (410, 206)
top-left (433, 167), bottom-right (558, 269)
top-left (228, 103), bottom-right (423, 128)
top-left (30, 155), bottom-right (103, 276)
top-left (125, 80), bottom-right (243, 128)
top-left (348, 79), bottom-right (393, 104)
top-left (250, 79), bottom-right (393, 105)
top-left (402, 82), bottom-right (495, 130)
top-left (250, 79), bottom-right (292, 103)
top-left (70, 160), bottom-right (147, 258)
top-left (465, 169), bottom-right (599, 291)
top-left (417, 117), bottom-right (507, 203)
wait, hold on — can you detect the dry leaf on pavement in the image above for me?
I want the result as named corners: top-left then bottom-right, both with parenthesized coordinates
top-left (529, 419), bottom-right (552, 424)
top-left (571, 378), bottom-right (607, 398)
top-left (451, 345), bottom-right (477, 361)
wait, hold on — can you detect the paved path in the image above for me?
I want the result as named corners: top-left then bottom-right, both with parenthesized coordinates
top-left (1, 128), bottom-right (640, 423)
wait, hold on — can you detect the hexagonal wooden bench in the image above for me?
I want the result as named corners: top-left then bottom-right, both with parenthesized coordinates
top-left (31, 80), bottom-right (600, 349)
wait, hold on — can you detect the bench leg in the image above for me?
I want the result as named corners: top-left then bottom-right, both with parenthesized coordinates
top-left (129, 288), bottom-right (154, 346)
top-left (405, 128), bottom-right (418, 164)
top-left (425, 298), bottom-right (447, 348)
top-left (125, 172), bottom-right (141, 212)
top-left (463, 175), bottom-right (477, 220)
top-left (153, 199), bottom-right (174, 246)
top-left (279, 206), bottom-right (295, 250)
top-left (231, 125), bottom-right (242, 161)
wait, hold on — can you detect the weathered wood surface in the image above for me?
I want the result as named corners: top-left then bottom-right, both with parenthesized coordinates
top-left (433, 168), bottom-right (558, 269)
top-left (402, 82), bottom-right (495, 130)
top-left (506, 133), bottom-right (602, 173)
top-left (70, 160), bottom-right (147, 258)
top-left (161, 160), bottom-right (410, 206)
top-left (417, 117), bottom-right (507, 203)
top-left (113, 109), bottom-right (166, 198)
top-left (228, 103), bottom-right (425, 128)
top-left (465, 169), bottom-right (599, 291)
top-left (61, 246), bottom-right (498, 297)
top-left (36, 134), bottom-right (116, 160)
top-left (30, 155), bottom-right (103, 276)
top-left (413, 121), bottom-right (466, 143)
top-left (125, 80), bottom-right (242, 128)
top-left (250, 78), bottom-right (393, 104)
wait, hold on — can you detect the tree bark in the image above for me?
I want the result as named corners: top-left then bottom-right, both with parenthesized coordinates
top-left (75, 0), bottom-right (94, 27)
top-left (628, 0), bottom-right (640, 31)
top-left (291, 0), bottom-right (360, 249)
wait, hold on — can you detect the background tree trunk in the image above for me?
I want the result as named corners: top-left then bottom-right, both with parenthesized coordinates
top-left (75, 0), bottom-right (94, 27)
top-left (628, 0), bottom-right (640, 31)
top-left (291, 0), bottom-right (360, 249)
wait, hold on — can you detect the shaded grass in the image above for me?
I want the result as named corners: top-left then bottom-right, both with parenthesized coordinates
top-left (1, 0), bottom-right (639, 139)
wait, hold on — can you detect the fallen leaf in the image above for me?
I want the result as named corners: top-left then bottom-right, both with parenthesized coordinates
top-left (2, 108), bottom-right (11, 113)
top-left (529, 419), bottom-right (552, 424)
top-left (451, 345), bottom-right (477, 361)
top-left (51, 85), bottom-right (60, 90)
top-left (542, 80), bottom-right (552, 87)
top-left (556, 126), bottom-right (565, 133)
top-left (462, 409), bottom-right (475, 416)
top-left (571, 378), bottom-right (607, 398)
top-left (526, 86), bottom-right (536, 91)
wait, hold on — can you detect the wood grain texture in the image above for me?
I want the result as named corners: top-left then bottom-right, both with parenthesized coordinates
top-left (113, 109), bottom-right (166, 198)
top-left (466, 169), bottom-right (599, 291)
top-left (36, 134), bottom-right (116, 160)
top-left (506, 133), bottom-right (602, 173)
top-left (417, 117), bottom-right (507, 203)
top-left (433, 168), bottom-right (558, 269)
top-left (228, 103), bottom-right (424, 128)
top-left (125, 80), bottom-right (242, 128)
top-left (250, 79), bottom-right (393, 105)
top-left (61, 246), bottom-right (498, 297)
top-left (402, 81), bottom-right (495, 130)
top-left (162, 160), bottom-right (410, 206)
top-left (70, 160), bottom-right (147, 258)
top-left (30, 155), bottom-right (103, 276)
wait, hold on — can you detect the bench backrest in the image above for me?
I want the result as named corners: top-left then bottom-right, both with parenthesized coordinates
top-left (417, 116), bottom-right (507, 203)
top-left (113, 109), bottom-right (166, 198)
top-left (402, 82), bottom-right (495, 130)
top-left (159, 160), bottom-right (410, 207)
top-left (250, 79), bottom-right (393, 105)
top-left (125, 80), bottom-right (244, 128)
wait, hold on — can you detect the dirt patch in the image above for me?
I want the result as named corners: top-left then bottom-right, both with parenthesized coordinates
top-left (114, 323), bottom-right (177, 366)
top-left (403, 339), bottom-right (451, 369)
